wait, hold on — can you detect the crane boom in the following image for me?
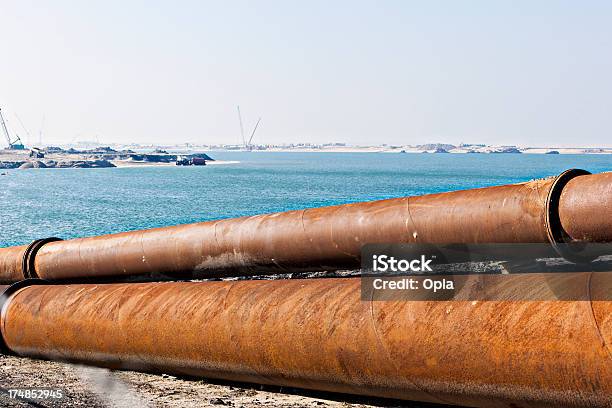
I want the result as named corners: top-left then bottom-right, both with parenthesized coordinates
top-left (0, 108), bottom-right (11, 148)
top-left (0, 108), bottom-right (24, 149)
top-left (15, 113), bottom-right (33, 142)
top-left (247, 117), bottom-right (261, 149)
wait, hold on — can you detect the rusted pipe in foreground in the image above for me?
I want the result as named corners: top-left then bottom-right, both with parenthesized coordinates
top-left (1, 169), bottom-right (610, 283)
top-left (0, 279), bottom-right (610, 407)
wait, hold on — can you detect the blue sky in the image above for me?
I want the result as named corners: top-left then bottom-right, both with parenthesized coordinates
top-left (1, 1), bottom-right (610, 147)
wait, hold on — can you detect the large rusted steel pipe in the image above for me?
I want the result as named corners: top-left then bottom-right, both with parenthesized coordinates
top-left (0, 245), bottom-right (27, 283)
top-left (0, 169), bottom-right (610, 283)
top-left (558, 171), bottom-right (612, 243)
top-left (0, 279), bottom-right (610, 407)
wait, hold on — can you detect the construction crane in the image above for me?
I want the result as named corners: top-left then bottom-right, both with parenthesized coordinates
top-left (236, 105), bottom-right (262, 151)
top-left (246, 117), bottom-right (261, 151)
top-left (0, 108), bottom-right (25, 150)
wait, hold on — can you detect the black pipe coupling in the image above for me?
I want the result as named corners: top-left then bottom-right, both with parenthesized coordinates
top-left (21, 237), bottom-right (63, 279)
top-left (545, 168), bottom-right (595, 263)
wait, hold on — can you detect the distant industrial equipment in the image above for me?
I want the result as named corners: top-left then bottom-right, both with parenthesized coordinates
top-left (176, 156), bottom-right (206, 166)
top-left (29, 147), bottom-right (45, 159)
top-left (0, 108), bottom-right (25, 150)
top-left (237, 105), bottom-right (261, 151)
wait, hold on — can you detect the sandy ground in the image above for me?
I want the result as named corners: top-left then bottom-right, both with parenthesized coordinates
top-left (0, 150), bottom-right (89, 162)
top-left (0, 354), bottom-right (451, 408)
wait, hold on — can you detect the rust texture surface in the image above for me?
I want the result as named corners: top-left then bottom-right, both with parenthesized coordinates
top-left (1, 280), bottom-right (610, 407)
top-left (0, 245), bottom-right (27, 283)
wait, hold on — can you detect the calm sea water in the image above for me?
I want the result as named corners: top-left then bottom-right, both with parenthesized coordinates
top-left (1, 152), bottom-right (611, 247)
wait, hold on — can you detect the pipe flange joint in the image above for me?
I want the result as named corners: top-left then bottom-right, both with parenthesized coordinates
top-left (21, 237), bottom-right (63, 279)
top-left (545, 169), bottom-right (593, 263)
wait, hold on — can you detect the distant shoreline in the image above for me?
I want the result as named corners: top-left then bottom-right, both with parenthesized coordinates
top-left (209, 147), bottom-right (612, 154)
top-left (0, 149), bottom-right (223, 170)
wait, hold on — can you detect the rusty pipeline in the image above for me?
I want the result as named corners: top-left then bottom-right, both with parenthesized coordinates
top-left (0, 245), bottom-right (27, 283)
top-left (0, 169), bottom-right (610, 283)
top-left (0, 278), bottom-right (610, 407)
